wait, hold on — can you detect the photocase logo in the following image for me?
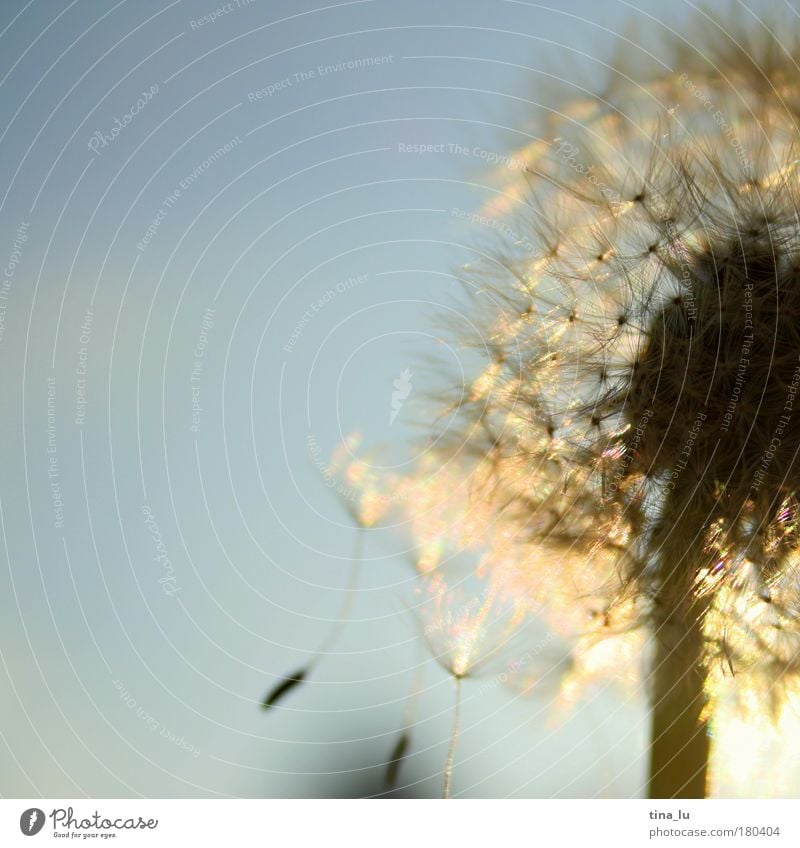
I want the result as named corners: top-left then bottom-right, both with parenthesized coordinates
top-left (390, 368), bottom-right (413, 424)
top-left (19, 808), bottom-right (45, 836)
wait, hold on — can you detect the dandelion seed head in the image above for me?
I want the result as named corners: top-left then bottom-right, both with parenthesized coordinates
top-left (384, 22), bottom-right (800, 716)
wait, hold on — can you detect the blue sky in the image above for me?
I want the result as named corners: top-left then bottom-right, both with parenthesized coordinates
top-left (0, 0), bottom-right (790, 797)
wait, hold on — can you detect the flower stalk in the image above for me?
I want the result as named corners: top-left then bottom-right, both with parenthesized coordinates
top-left (648, 609), bottom-right (710, 798)
top-left (646, 475), bottom-right (716, 798)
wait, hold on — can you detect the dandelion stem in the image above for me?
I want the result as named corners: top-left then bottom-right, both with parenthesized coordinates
top-left (443, 676), bottom-right (463, 799)
top-left (647, 612), bottom-right (710, 798)
top-left (647, 492), bottom-right (711, 799)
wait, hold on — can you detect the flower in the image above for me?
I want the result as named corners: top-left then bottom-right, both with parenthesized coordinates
top-left (384, 18), bottom-right (800, 797)
top-left (432, 20), bottom-right (800, 706)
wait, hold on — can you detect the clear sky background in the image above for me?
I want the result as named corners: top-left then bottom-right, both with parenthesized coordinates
top-left (0, 0), bottom-right (795, 798)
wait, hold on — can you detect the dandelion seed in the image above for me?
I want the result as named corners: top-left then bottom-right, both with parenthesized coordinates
top-left (261, 528), bottom-right (365, 712)
top-left (261, 669), bottom-right (308, 711)
top-left (384, 731), bottom-right (411, 791)
top-left (264, 438), bottom-right (389, 713)
top-left (383, 646), bottom-right (427, 793)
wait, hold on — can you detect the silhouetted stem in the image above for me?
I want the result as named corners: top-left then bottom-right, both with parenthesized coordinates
top-left (647, 611), bottom-right (710, 798)
top-left (647, 484), bottom-right (711, 799)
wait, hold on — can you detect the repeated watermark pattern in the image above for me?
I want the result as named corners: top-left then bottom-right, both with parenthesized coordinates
top-left (247, 55), bottom-right (394, 100)
top-left (191, 307), bottom-right (215, 434)
top-left (283, 274), bottom-right (368, 354)
top-left (87, 85), bottom-right (159, 155)
top-left (141, 506), bottom-right (179, 596)
top-left (114, 679), bottom-right (200, 757)
top-left (389, 368), bottom-right (413, 425)
top-left (188, 0), bottom-right (256, 30)
top-left (74, 309), bottom-right (93, 427)
top-left (47, 377), bottom-right (64, 530)
top-left (137, 137), bottom-right (242, 252)
top-left (0, 220), bottom-right (28, 344)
